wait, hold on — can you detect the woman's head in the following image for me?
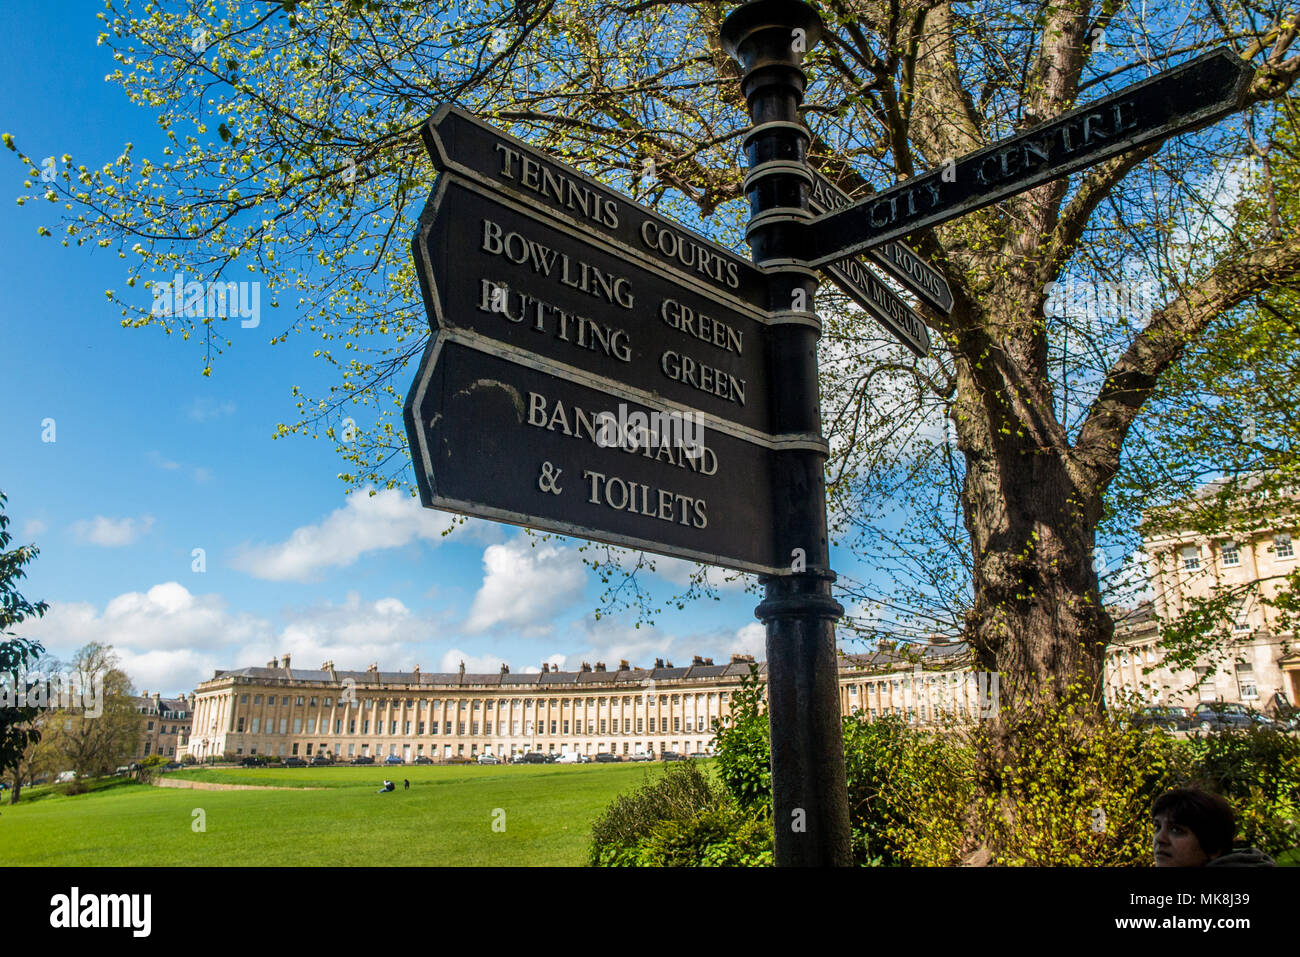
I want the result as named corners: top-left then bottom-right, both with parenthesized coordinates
top-left (1152, 788), bottom-right (1235, 866)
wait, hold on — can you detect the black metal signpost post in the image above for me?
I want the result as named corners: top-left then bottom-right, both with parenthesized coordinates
top-left (404, 0), bottom-right (1252, 868)
top-left (721, 0), bottom-right (852, 867)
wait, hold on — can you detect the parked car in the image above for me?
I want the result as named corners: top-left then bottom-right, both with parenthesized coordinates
top-left (383, 754), bottom-right (405, 766)
top-left (554, 751), bottom-right (582, 764)
top-left (1246, 708), bottom-right (1282, 730)
top-left (688, 751), bottom-right (711, 760)
top-left (240, 756), bottom-right (268, 767)
top-left (350, 755), bottom-right (375, 765)
top-left (412, 755), bottom-right (434, 765)
top-left (477, 753), bottom-right (500, 765)
top-left (593, 752), bottom-right (621, 763)
top-left (630, 751), bottom-right (654, 762)
top-left (1131, 706), bottom-right (1193, 732)
top-left (519, 752), bottom-right (547, 764)
top-left (309, 755), bottom-right (333, 766)
top-left (447, 755), bottom-right (473, 764)
top-left (1193, 702), bottom-right (1253, 731)
top-left (659, 751), bottom-right (684, 761)
top-left (283, 757), bottom-right (308, 767)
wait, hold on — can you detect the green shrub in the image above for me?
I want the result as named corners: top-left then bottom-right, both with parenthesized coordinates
top-left (637, 806), bottom-right (773, 867)
top-left (1176, 726), bottom-right (1300, 859)
top-left (842, 713), bottom-right (974, 865)
top-left (588, 761), bottom-right (725, 866)
top-left (711, 665), bottom-right (770, 813)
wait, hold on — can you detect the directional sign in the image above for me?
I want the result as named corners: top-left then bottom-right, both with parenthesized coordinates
top-left (808, 168), bottom-right (953, 315)
top-left (422, 104), bottom-right (771, 314)
top-left (413, 174), bottom-right (775, 435)
top-left (805, 47), bottom-right (1252, 266)
top-left (403, 335), bottom-right (790, 575)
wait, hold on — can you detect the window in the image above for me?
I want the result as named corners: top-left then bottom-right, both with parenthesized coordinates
top-left (673, 717), bottom-right (681, 732)
top-left (236, 717), bottom-right (245, 732)
top-left (296, 696), bottom-right (304, 706)
top-left (292, 743), bottom-right (300, 755)
top-left (279, 718), bottom-right (288, 734)
top-left (1234, 602), bottom-right (1252, 633)
top-left (390, 721), bottom-right (397, 734)
top-left (637, 719), bottom-right (643, 733)
top-left (458, 722), bottom-right (465, 735)
top-left (1276, 533), bottom-right (1294, 559)
top-left (1236, 663), bottom-right (1257, 700)
top-left (623, 718), bottom-right (630, 733)
top-left (309, 697), bottom-right (318, 707)
top-left (418, 722), bottom-right (425, 734)
top-left (443, 722), bottom-right (451, 734)
top-left (1195, 667), bottom-right (1215, 703)
top-left (599, 720), bottom-right (607, 733)
top-left (250, 717), bottom-right (259, 733)
top-left (1221, 542), bottom-right (1240, 567)
top-left (348, 720), bottom-right (356, 734)
top-left (147, 721), bottom-right (154, 731)
top-left (649, 718), bottom-right (656, 733)
top-left (550, 721), bottom-right (557, 734)
top-left (253, 695), bottom-right (262, 704)
top-left (324, 697), bottom-right (332, 706)
top-left (473, 700), bottom-right (481, 710)
top-left (1180, 546), bottom-right (1200, 571)
top-left (362, 721), bottom-right (370, 734)
top-left (472, 722), bottom-right (479, 735)
top-left (293, 718), bottom-right (302, 734)
top-left (562, 721), bottom-right (570, 734)
top-left (306, 719), bottom-right (315, 733)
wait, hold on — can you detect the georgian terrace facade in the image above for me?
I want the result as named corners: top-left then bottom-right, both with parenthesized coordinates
top-left (185, 644), bottom-right (994, 763)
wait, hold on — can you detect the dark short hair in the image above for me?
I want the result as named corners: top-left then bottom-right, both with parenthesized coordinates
top-left (1153, 788), bottom-right (1236, 858)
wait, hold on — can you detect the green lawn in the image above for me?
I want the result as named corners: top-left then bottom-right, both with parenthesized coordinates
top-left (0, 763), bottom-right (680, 866)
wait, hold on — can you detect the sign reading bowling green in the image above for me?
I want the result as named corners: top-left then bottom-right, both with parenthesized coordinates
top-left (805, 48), bottom-right (1252, 266)
top-left (403, 337), bottom-right (789, 575)
top-left (413, 175), bottom-right (774, 435)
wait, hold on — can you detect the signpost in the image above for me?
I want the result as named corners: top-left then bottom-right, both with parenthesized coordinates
top-left (402, 0), bottom-right (1253, 867)
top-left (803, 46), bottom-right (1252, 265)
top-left (808, 167), bottom-right (954, 318)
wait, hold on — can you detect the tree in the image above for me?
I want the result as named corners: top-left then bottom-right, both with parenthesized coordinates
top-left (0, 490), bottom-right (48, 805)
top-left (8, 0), bottom-right (1300, 846)
top-left (47, 643), bottom-right (141, 780)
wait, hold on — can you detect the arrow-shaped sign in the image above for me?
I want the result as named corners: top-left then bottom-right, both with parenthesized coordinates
top-left (805, 48), bottom-right (1252, 266)
top-left (808, 169), bottom-right (953, 315)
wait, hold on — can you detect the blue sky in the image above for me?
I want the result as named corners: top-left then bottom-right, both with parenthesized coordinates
top-left (0, 2), bottom-right (881, 696)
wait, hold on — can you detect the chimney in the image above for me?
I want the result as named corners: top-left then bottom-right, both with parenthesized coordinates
top-left (320, 660), bottom-right (333, 671)
top-left (542, 663), bottom-right (549, 673)
top-left (267, 659), bottom-right (277, 669)
top-left (595, 661), bottom-right (606, 672)
top-left (704, 657), bottom-right (714, 666)
top-left (692, 655), bottom-right (704, 666)
top-left (665, 661), bottom-right (674, 669)
top-left (367, 662), bottom-right (379, 673)
top-left (654, 658), bottom-right (664, 668)
top-left (580, 662), bottom-right (592, 673)
top-left (281, 654), bottom-right (291, 669)
top-left (142, 690), bottom-right (149, 698)
top-left (458, 660), bottom-right (466, 684)
top-left (413, 664), bottom-right (420, 674)
top-left (500, 663), bottom-right (509, 675)
top-left (878, 640), bottom-right (895, 652)
top-left (730, 654), bottom-right (755, 664)
top-left (619, 659), bottom-right (630, 671)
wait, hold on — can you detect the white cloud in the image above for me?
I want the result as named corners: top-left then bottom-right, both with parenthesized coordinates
top-left (230, 488), bottom-right (464, 582)
top-left (651, 555), bottom-right (753, 592)
top-left (730, 622), bottom-right (765, 660)
top-left (21, 583), bottom-right (443, 695)
top-left (71, 514), bottom-right (154, 547)
top-left (463, 536), bottom-right (586, 634)
top-left (187, 397), bottom-right (237, 421)
top-left (22, 519), bottom-right (47, 538)
top-left (438, 649), bottom-right (509, 674)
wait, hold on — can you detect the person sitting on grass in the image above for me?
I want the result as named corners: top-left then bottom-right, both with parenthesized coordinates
top-left (377, 780), bottom-right (394, 794)
top-left (1152, 788), bottom-right (1274, 867)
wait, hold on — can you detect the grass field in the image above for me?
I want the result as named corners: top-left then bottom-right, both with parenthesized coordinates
top-left (0, 763), bottom-right (681, 866)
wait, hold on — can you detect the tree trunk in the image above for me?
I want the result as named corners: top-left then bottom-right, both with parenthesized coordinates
top-left (8, 773), bottom-right (20, 804)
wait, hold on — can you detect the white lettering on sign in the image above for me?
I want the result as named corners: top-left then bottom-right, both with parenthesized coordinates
top-left (492, 143), bottom-right (619, 229)
top-left (476, 279), bottom-right (632, 363)
top-left (480, 218), bottom-right (635, 309)
top-left (582, 469), bottom-right (708, 528)
top-left (638, 220), bottom-right (741, 289)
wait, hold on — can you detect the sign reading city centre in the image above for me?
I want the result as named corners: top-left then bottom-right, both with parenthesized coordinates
top-left (405, 106), bottom-right (800, 575)
top-left (805, 47), bottom-right (1252, 266)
